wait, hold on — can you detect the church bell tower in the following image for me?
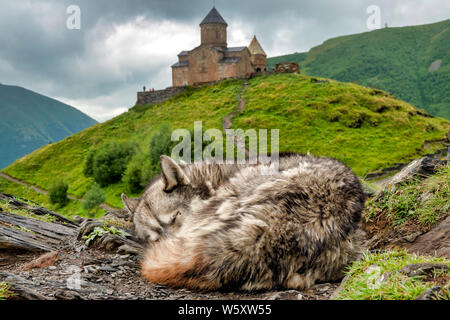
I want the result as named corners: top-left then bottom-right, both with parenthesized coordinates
top-left (200, 7), bottom-right (228, 48)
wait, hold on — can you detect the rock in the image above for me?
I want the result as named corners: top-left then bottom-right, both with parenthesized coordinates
top-left (21, 251), bottom-right (59, 271)
top-left (97, 265), bottom-right (116, 273)
top-left (54, 289), bottom-right (84, 300)
top-left (399, 263), bottom-right (448, 277)
top-left (362, 184), bottom-right (376, 197)
top-left (265, 290), bottom-right (303, 300)
top-left (275, 62), bottom-right (300, 74)
top-left (310, 78), bottom-right (329, 84)
top-left (96, 234), bottom-right (126, 252)
top-left (406, 216), bottom-right (450, 258)
top-left (0, 271), bottom-right (52, 300)
top-left (380, 157), bottom-right (446, 195)
top-left (77, 220), bottom-right (103, 240)
top-left (329, 275), bottom-right (351, 300)
top-left (118, 244), bottom-right (140, 256)
top-left (73, 216), bottom-right (86, 224)
top-left (415, 286), bottom-right (442, 300)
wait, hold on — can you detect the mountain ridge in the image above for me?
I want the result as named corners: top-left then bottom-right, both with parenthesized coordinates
top-left (0, 83), bottom-right (97, 168)
top-left (268, 19), bottom-right (450, 119)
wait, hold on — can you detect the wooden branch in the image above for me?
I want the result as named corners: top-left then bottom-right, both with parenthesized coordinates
top-left (0, 212), bottom-right (76, 241)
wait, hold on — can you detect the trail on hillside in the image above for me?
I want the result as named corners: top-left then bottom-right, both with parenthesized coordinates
top-left (222, 82), bottom-right (249, 130)
top-left (222, 83), bottom-right (250, 158)
top-left (0, 172), bottom-right (115, 211)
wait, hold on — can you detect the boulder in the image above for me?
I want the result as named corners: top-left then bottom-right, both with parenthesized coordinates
top-left (386, 157), bottom-right (445, 189)
top-left (21, 251), bottom-right (60, 271)
top-left (399, 263), bottom-right (448, 277)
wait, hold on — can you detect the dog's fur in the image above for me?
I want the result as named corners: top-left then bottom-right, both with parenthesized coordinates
top-left (122, 153), bottom-right (366, 291)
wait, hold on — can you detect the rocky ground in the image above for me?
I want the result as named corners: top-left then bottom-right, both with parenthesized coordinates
top-left (0, 156), bottom-right (448, 300)
top-left (0, 194), bottom-right (338, 300)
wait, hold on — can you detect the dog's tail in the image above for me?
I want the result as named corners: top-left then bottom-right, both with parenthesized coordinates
top-left (141, 237), bottom-right (217, 290)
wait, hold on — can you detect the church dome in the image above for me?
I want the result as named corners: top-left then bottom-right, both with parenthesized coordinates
top-left (200, 7), bottom-right (228, 26)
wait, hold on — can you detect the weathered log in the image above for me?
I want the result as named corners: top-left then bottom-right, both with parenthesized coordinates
top-left (0, 211), bottom-right (76, 252)
top-left (0, 271), bottom-right (52, 300)
top-left (0, 192), bottom-right (78, 226)
top-left (0, 212), bottom-right (77, 241)
top-left (0, 225), bottom-right (56, 252)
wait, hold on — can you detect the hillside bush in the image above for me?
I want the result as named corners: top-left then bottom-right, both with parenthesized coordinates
top-left (48, 180), bottom-right (68, 206)
top-left (83, 183), bottom-right (106, 217)
top-left (149, 124), bottom-right (174, 164)
top-left (84, 141), bottom-right (137, 187)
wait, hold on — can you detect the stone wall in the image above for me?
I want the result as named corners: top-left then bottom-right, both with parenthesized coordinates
top-left (275, 62), bottom-right (300, 74)
top-left (136, 87), bottom-right (185, 106)
top-left (172, 66), bottom-right (189, 87)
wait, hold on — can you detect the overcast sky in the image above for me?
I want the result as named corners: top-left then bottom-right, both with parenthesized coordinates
top-left (0, 0), bottom-right (449, 122)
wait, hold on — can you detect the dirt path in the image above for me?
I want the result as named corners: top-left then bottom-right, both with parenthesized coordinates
top-left (222, 83), bottom-right (251, 158)
top-left (222, 83), bottom-right (249, 130)
top-left (0, 172), bottom-right (115, 211)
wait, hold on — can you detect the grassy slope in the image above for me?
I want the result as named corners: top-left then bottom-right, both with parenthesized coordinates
top-left (1, 80), bottom-right (242, 209)
top-left (337, 164), bottom-right (450, 300)
top-left (336, 250), bottom-right (449, 300)
top-left (365, 164), bottom-right (449, 227)
top-left (0, 176), bottom-right (105, 218)
top-left (268, 19), bottom-right (450, 119)
top-left (233, 74), bottom-right (448, 174)
top-left (1, 74), bottom-right (448, 214)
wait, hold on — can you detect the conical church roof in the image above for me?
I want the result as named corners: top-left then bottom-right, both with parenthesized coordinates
top-left (200, 7), bottom-right (228, 26)
top-left (248, 36), bottom-right (266, 56)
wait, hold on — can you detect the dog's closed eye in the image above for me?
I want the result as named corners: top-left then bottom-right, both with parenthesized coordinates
top-left (170, 211), bottom-right (181, 225)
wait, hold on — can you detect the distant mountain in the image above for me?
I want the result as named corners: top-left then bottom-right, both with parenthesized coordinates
top-left (0, 84), bottom-right (97, 168)
top-left (268, 19), bottom-right (450, 119)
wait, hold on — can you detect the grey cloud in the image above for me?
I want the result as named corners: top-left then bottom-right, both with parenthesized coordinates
top-left (0, 0), bottom-right (448, 121)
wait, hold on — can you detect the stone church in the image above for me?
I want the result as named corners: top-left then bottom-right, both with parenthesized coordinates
top-left (171, 7), bottom-right (268, 87)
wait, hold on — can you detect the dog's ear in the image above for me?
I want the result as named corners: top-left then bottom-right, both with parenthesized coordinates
top-left (121, 193), bottom-right (140, 213)
top-left (160, 155), bottom-right (190, 192)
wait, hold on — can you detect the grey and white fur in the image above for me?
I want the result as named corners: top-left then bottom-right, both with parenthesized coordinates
top-left (122, 153), bottom-right (366, 291)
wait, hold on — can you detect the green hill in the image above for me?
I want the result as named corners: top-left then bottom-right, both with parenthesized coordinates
top-left (1, 73), bottom-right (448, 214)
top-left (0, 84), bottom-right (97, 169)
top-left (268, 19), bottom-right (450, 119)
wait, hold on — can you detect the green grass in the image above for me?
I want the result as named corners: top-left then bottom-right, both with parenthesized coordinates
top-left (365, 164), bottom-right (450, 226)
top-left (335, 250), bottom-right (450, 300)
top-left (1, 74), bottom-right (448, 214)
top-left (268, 19), bottom-right (450, 119)
top-left (233, 73), bottom-right (449, 176)
top-left (0, 177), bottom-right (105, 218)
top-left (0, 282), bottom-right (13, 300)
top-left (0, 199), bottom-right (57, 224)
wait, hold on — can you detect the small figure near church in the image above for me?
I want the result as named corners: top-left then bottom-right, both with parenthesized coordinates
top-left (171, 6), bottom-right (267, 87)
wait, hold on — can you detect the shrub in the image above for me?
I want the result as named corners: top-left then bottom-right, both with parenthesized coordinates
top-left (83, 183), bottom-right (106, 217)
top-left (124, 153), bottom-right (163, 193)
top-left (84, 141), bottom-right (137, 187)
top-left (48, 180), bottom-right (68, 206)
top-left (149, 124), bottom-right (174, 164)
top-left (83, 149), bottom-right (95, 177)
top-left (141, 161), bottom-right (160, 187)
top-left (123, 154), bottom-right (146, 194)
